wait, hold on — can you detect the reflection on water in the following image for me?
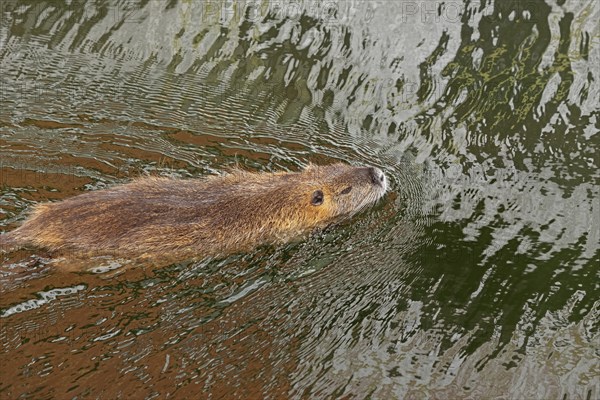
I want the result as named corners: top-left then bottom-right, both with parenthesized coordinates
top-left (1, 0), bottom-right (598, 398)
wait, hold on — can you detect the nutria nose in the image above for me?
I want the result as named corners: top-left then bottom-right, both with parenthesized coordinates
top-left (368, 167), bottom-right (386, 186)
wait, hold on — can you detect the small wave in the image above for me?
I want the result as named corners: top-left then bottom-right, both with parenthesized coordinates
top-left (1, 284), bottom-right (87, 318)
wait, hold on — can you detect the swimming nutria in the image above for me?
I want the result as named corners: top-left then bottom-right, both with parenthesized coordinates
top-left (0, 163), bottom-right (387, 263)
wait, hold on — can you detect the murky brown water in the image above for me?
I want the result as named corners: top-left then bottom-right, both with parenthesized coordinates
top-left (1, 0), bottom-right (599, 399)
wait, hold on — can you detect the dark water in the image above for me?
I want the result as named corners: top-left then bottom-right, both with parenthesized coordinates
top-left (1, 0), bottom-right (598, 398)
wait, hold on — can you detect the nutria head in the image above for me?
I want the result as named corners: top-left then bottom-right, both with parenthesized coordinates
top-left (246, 163), bottom-right (388, 237)
top-left (302, 163), bottom-right (387, 218)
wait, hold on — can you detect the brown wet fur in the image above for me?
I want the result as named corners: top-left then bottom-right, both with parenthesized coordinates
top-left (0, 163), bottom-right (387, 265)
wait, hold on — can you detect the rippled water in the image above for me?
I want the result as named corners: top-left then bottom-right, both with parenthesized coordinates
top-left (1, 0), bottom-right (598, 398)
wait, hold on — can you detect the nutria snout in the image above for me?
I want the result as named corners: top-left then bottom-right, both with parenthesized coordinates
top-left (368, 167), bottom-right (386, 187)
top-left (0, 163), bottom-right (388, 264)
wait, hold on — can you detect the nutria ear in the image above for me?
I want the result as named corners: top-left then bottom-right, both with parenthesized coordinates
top-left (304, 162), bottom-right (325, 181)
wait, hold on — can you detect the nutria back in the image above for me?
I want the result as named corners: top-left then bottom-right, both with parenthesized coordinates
top-left (1, 163), bottom-right (387, 263)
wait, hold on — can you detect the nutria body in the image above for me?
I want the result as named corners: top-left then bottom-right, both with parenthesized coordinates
top-left (0, 163), bottom-right (387, 263)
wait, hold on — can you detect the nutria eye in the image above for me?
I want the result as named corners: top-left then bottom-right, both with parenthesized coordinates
top-left (311, 190), bottom-right (324, 206)
top-left (340, 186), bottom-right (352, 195)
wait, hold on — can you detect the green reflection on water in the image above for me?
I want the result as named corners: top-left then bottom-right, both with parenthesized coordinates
top-left (0, 0), bottom-right (598, 397)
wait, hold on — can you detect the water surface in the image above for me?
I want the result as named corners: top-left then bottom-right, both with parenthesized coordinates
top-left (1, 0), bottom-right (598, 398)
